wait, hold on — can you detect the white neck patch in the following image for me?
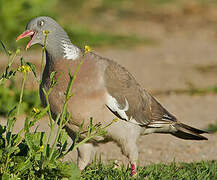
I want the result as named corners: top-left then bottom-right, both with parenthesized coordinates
top-left (61, 40), bottom-right (80, 60)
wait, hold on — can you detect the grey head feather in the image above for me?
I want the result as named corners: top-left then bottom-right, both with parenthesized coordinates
top-left (25, 16), bottom-right (81, 60)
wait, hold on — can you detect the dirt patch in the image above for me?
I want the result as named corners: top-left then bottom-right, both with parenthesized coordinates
top-left (1, 7), bottom-right (217, 166)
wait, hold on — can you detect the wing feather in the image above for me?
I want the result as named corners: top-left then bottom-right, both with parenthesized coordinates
top-left (103, 59), bottom-right (177, 126)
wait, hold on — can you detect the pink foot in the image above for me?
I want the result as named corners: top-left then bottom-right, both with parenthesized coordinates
top-left (131, 163), bottom-right (137, 176)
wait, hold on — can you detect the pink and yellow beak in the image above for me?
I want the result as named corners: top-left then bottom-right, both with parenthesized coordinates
top-left (16, 30), bottom-right (35, 50)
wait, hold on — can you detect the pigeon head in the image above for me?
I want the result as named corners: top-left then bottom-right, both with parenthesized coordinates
top-left (17, 16), bottom-right (80, 60)
top-left (17, 16), bottom-right (65, 49)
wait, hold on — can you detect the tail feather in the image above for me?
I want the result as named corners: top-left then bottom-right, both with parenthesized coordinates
top-left (172, 123), bottom-right (208, 140)
top-left (177, 123), bottom-right (208, 134)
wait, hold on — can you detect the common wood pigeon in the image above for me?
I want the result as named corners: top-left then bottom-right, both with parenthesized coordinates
top-left (17, 16), bottom-right (207, 176)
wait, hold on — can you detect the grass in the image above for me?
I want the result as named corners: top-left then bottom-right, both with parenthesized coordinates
top-left (82, 160), bottom-right (217, 179)
top-left (14, 23), bottom-right (154, 51)
top-left (0, 84), bottom-right (41, 116)
top-left (152, 84), bottom-right (217, 96)
top-left (207, 122), bottom-right (217, 133)
top-left (65, 26), bottom-right (154, 48)
top-left (195, 64), bottom-right (217, 74)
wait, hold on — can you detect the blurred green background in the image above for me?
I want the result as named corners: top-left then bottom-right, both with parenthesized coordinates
top-left (1, 0), bottom-right (216, 50)
top-left (0, 0), bottom-right (147, 50)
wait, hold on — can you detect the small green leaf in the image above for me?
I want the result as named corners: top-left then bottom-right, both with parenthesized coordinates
top-left (6, 116), bottom-right (16, 133)
top-left (20, 57), bottom-right (25, 66)
top-left (50, 71), bottom-right (57, 87)
top-left (25, 132), bottom-right (46, 154)
top-left (8, 106), bottom-right (17, 117)
top-left (24, 117), bottom-right (30, 133)
top-left (57, 162), bottom-right (80, 180)
top-left (26, 62), bottom-right (37, 78)
top-left (11, 133), bottom-right (22, 148)
top-left (58, 129), bottom-right (68, 145)
top-left (4, 146), bottom-right (19, 155)
top-left (0, 41), bottom-right (10, 56)
top-left (14, 157), bottom-right (32, 174)
top-left (2, 173), bottom-right (10, 180)
top-left (8, 70), bottom-right (16, 79)
top-left (31, 106), bottom-right (49, 127)
top-left (0, 124), bottom-right (6, 134)
top-left (88, 117), bottom-right (93, 135)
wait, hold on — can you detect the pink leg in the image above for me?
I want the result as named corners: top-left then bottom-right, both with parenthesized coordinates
top-left (131, 163), bottom-right (137, 176)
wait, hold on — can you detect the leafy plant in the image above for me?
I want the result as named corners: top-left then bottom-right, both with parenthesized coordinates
top-left (0, 40), bottom-right (117, 179)
top-left (0, 43), bottom-right (41, 116)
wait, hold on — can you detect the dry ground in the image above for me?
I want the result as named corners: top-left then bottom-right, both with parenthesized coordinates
top-left (1, 9), bottom-right (217, 166)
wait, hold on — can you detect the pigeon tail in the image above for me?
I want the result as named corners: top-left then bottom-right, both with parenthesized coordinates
top-left (172, 123), bottom-right (208, 140)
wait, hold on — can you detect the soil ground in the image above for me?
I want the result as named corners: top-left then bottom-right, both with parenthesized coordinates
top-left (1, 5), bottom-right (217, 166)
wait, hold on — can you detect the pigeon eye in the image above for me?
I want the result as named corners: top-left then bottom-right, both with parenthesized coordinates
top-left (38, 20), bottom-right (44, 27)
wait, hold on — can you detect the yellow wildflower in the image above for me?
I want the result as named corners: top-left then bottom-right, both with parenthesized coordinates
top-left (43, 30), bottom-right (50, 36)
top-left (37, 145), bottom-right (44, 153)
top-left (84, 45), bottom-right (91, 54)
top-left (18, 65), bottom-right (31, 73)
top-left (33, 107), bottom-right (40, 114)
top-left (112, 118), bottom-right (118, 123)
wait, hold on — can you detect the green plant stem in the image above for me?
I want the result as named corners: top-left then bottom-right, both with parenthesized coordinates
top-left (48, 83), bottom-right (72, 160)
top-left (40, 34), bottom-right (48, 83)
top-left (73, 133), bottom-right (98, 151)
top-left (73, 120), bottom-right (114, 150)
top-left (14, 106), bottom-right (50, 149)
top-left (42, 88), bottom-right (54, 144)
top-left (49, 57), bottom-right (85, 160)
top-left (5, 71), bottom-right (27, 171)
top-left (17, 71), bottom-right (27, 116)
top-left (70, 56), bottom-right (85, 86)
top-left (0, 49), bottom-right (19, 85)
top-left (5, 65), bottom-right (27, 169)
top-left (41, 87), bottom-right (59, 160)
top-left (8, 49), bottom-right (20, 67)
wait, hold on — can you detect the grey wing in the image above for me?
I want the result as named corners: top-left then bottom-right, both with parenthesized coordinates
top-left (103, 59), bottom-right (177, 126)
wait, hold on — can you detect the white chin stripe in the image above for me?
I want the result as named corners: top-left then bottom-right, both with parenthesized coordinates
top-left (61, 40), bottom-right (80, 60)
top-left (106, 94), bottom-right (129, 121)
